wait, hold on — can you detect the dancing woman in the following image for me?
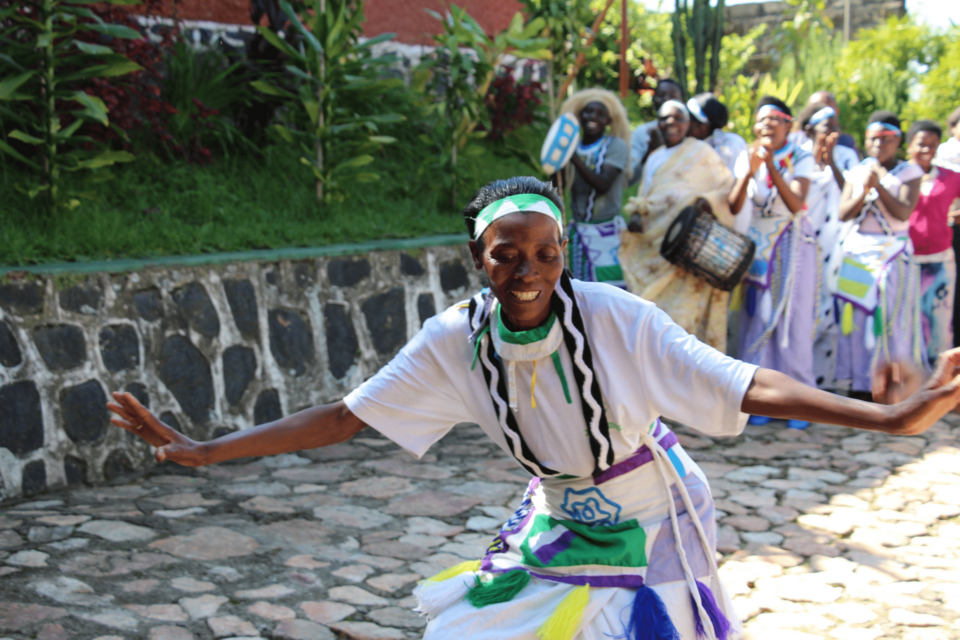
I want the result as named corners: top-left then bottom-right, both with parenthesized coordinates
top-left (110, 176), bottom-right (960, 640)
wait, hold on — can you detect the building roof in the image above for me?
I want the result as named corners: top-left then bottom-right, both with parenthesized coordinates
top-left (139, 0), bottom-right (523, 44)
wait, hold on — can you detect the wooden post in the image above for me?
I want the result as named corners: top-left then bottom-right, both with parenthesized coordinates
top-left (619, 0), bottom-right (629, 98)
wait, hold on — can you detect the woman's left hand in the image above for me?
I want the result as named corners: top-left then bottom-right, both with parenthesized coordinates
top-left (886, 348), bottom-right (960, 435)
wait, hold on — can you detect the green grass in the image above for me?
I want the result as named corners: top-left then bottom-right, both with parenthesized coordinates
top-left (0, 121), bottom-right (642, 267)
top-left (0, 138), bottom-right (539, 267)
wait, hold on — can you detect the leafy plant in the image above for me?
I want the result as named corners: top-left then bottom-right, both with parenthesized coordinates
top-left (719, 73), bottom-right (804, 142)
top-left (415, 6), bottom-right (550, 204)
top-left (77, 0), bottom-right (179, 153)
top-left (907, 26), bottom-right (960, 127)
top-left (252, 0), bottom-right (404, 202)
top-left (161, 39), bottom-right (257, 161)
top-left (486, 62), bottom-right (546, 141)
top-left (773, 0), bottom-right (833, 75)
top-left (0, 0), bottom-right (144, 210)
top-left (570, 0), bottom-right (673, 99)
top-left (521, 0), bottom-right (593, 117)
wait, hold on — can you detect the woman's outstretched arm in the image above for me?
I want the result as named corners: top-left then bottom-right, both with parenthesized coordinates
top-left (741, 348), bottom-right (960, 436)
top-left (108, 393), bottom-right (366, 467)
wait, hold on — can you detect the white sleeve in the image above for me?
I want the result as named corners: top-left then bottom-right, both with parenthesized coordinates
top-left (792, 153), bottom-right (816, 180)
top-left (734, 148), bottom-right (751, 179)
top-left (343, 317), bottom-right (472, 457)
top-left (635, 306), bottom-right (758, 437)
top-left (833, 145), bottom-right (860, 174)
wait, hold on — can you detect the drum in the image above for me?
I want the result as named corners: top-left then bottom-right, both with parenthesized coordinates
top-left (660, 205), bottom-right (756, 291)
top-left (540, 113), bottom-right (580, 175)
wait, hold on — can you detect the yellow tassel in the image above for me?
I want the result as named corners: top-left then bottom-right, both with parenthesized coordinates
top-left (729, 283), bottom-right (743, 312)
top-left (841, 302), bottom-right (854, 336)
top-left (423, 560), bottom-right (481, 584)
top-left (537, 584), bottom-right (590, 640)
top-left (531, 360), bottom-right (538, 409)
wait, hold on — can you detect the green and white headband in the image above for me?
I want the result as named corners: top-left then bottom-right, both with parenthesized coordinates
top-left (473, 194), bottom-right (563, 240)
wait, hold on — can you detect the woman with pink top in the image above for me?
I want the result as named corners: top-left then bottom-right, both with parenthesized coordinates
top-left (908, 120), bottom-right (960, 365)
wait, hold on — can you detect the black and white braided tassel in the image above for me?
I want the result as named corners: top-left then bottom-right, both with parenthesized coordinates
top-left (552, 272), bottom-right (615, 475)
top-left (469, 293), bottom-right (559, 478)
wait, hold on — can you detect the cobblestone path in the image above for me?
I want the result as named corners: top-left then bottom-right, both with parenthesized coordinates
top-left (1, 416), bottom-right (959, 640)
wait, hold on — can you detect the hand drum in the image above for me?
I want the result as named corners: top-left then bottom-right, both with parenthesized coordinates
top-left (540, 113), bottom-right (580, 176)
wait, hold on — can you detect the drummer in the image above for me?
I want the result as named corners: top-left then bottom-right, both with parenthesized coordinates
top-left (559, 88), bottom-right (632, 286)
top-left (729, 96), bottom-right (818, 429)
top-left (618, 100), bottom-right (737, 351)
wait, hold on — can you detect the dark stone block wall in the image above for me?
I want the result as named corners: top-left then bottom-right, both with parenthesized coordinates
top-left (0, 244), bottom-right (477, 501)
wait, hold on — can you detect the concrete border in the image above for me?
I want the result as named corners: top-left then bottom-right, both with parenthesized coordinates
top-left (0, 234), bottom-right (470, 277)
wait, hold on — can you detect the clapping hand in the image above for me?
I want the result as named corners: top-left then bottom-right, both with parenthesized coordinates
top-left (816, 132), bottom-right (838, 164)
top-left (748, 142), bottom-right (767, 175)
top-left (107, 392), bottom-right (207, 467)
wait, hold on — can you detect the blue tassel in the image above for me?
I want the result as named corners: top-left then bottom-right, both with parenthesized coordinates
top-left (625, 584), bottom-right (681, 640)
top-left (690, 581), bottom-right (731, 640)
top-left (745, 286), bottom-right (757, 318)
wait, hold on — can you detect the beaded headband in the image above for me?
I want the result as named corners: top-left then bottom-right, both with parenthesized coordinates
top-left (866, 121), bottom-right (902, 137)
top-left (659, 100), bottom-right (689, 120)
top-left (808, 106), bottom-right (836, 127)
top-left (757, 104), bottom-right (793, 122)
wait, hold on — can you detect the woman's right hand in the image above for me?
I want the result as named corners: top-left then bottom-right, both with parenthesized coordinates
top-left (748, 142), bottom-right (766, 175)
top-left (107, 392), bottom-right (208, 467)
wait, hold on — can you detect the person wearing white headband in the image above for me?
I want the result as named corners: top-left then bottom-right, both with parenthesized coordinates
top-left (619, 93), bottom-right (739, 351)
top-left (685, 92), bottom-right (747, 176)
top-left (730, 95), bottom-right (819, 429)
top-left (109, 173), bottom-right (960, 640)
top-left (824, 110), bottom-right (926, 402)
top-left (628, 78), bottom-right (683, 185)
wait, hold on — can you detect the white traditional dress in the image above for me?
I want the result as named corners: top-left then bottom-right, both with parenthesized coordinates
top-left (735, 142), bottom-right (818, 386)
top-left (823, 159), bottom-right (927, 392)
top-left (344, 276), bottom-right (757, 639)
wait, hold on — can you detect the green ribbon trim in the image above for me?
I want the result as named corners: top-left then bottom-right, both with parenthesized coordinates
top-left (551, 351), bottom-right (573, 405)
top-left (496, 307), bottom-right (556, 345)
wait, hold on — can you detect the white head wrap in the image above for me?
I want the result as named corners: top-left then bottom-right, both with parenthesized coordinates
top-left (659, 100), bottom-right (689, 120)
top-left (686, 98), bottom-right (708, 124)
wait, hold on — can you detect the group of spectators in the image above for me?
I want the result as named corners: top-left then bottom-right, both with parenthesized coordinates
top-left (559, 82), bottom-right (960, 426)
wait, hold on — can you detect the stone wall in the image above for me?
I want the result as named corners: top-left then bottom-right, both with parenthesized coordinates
top-left (0, 243), bottom-right (479, 502)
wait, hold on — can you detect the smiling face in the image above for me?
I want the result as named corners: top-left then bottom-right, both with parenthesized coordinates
top-left (579, 101), bottom-right (612, 143)
top-left (469, 213), bottom-right (567, 330)
top-left (658, 105), bottom-right (689, 147)
top-left (754, 112), bottom-right (790, 150)
top-left (865, 129), bottom-right (900, 165)
top-left (908, 130), bottom-right (940, 171)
